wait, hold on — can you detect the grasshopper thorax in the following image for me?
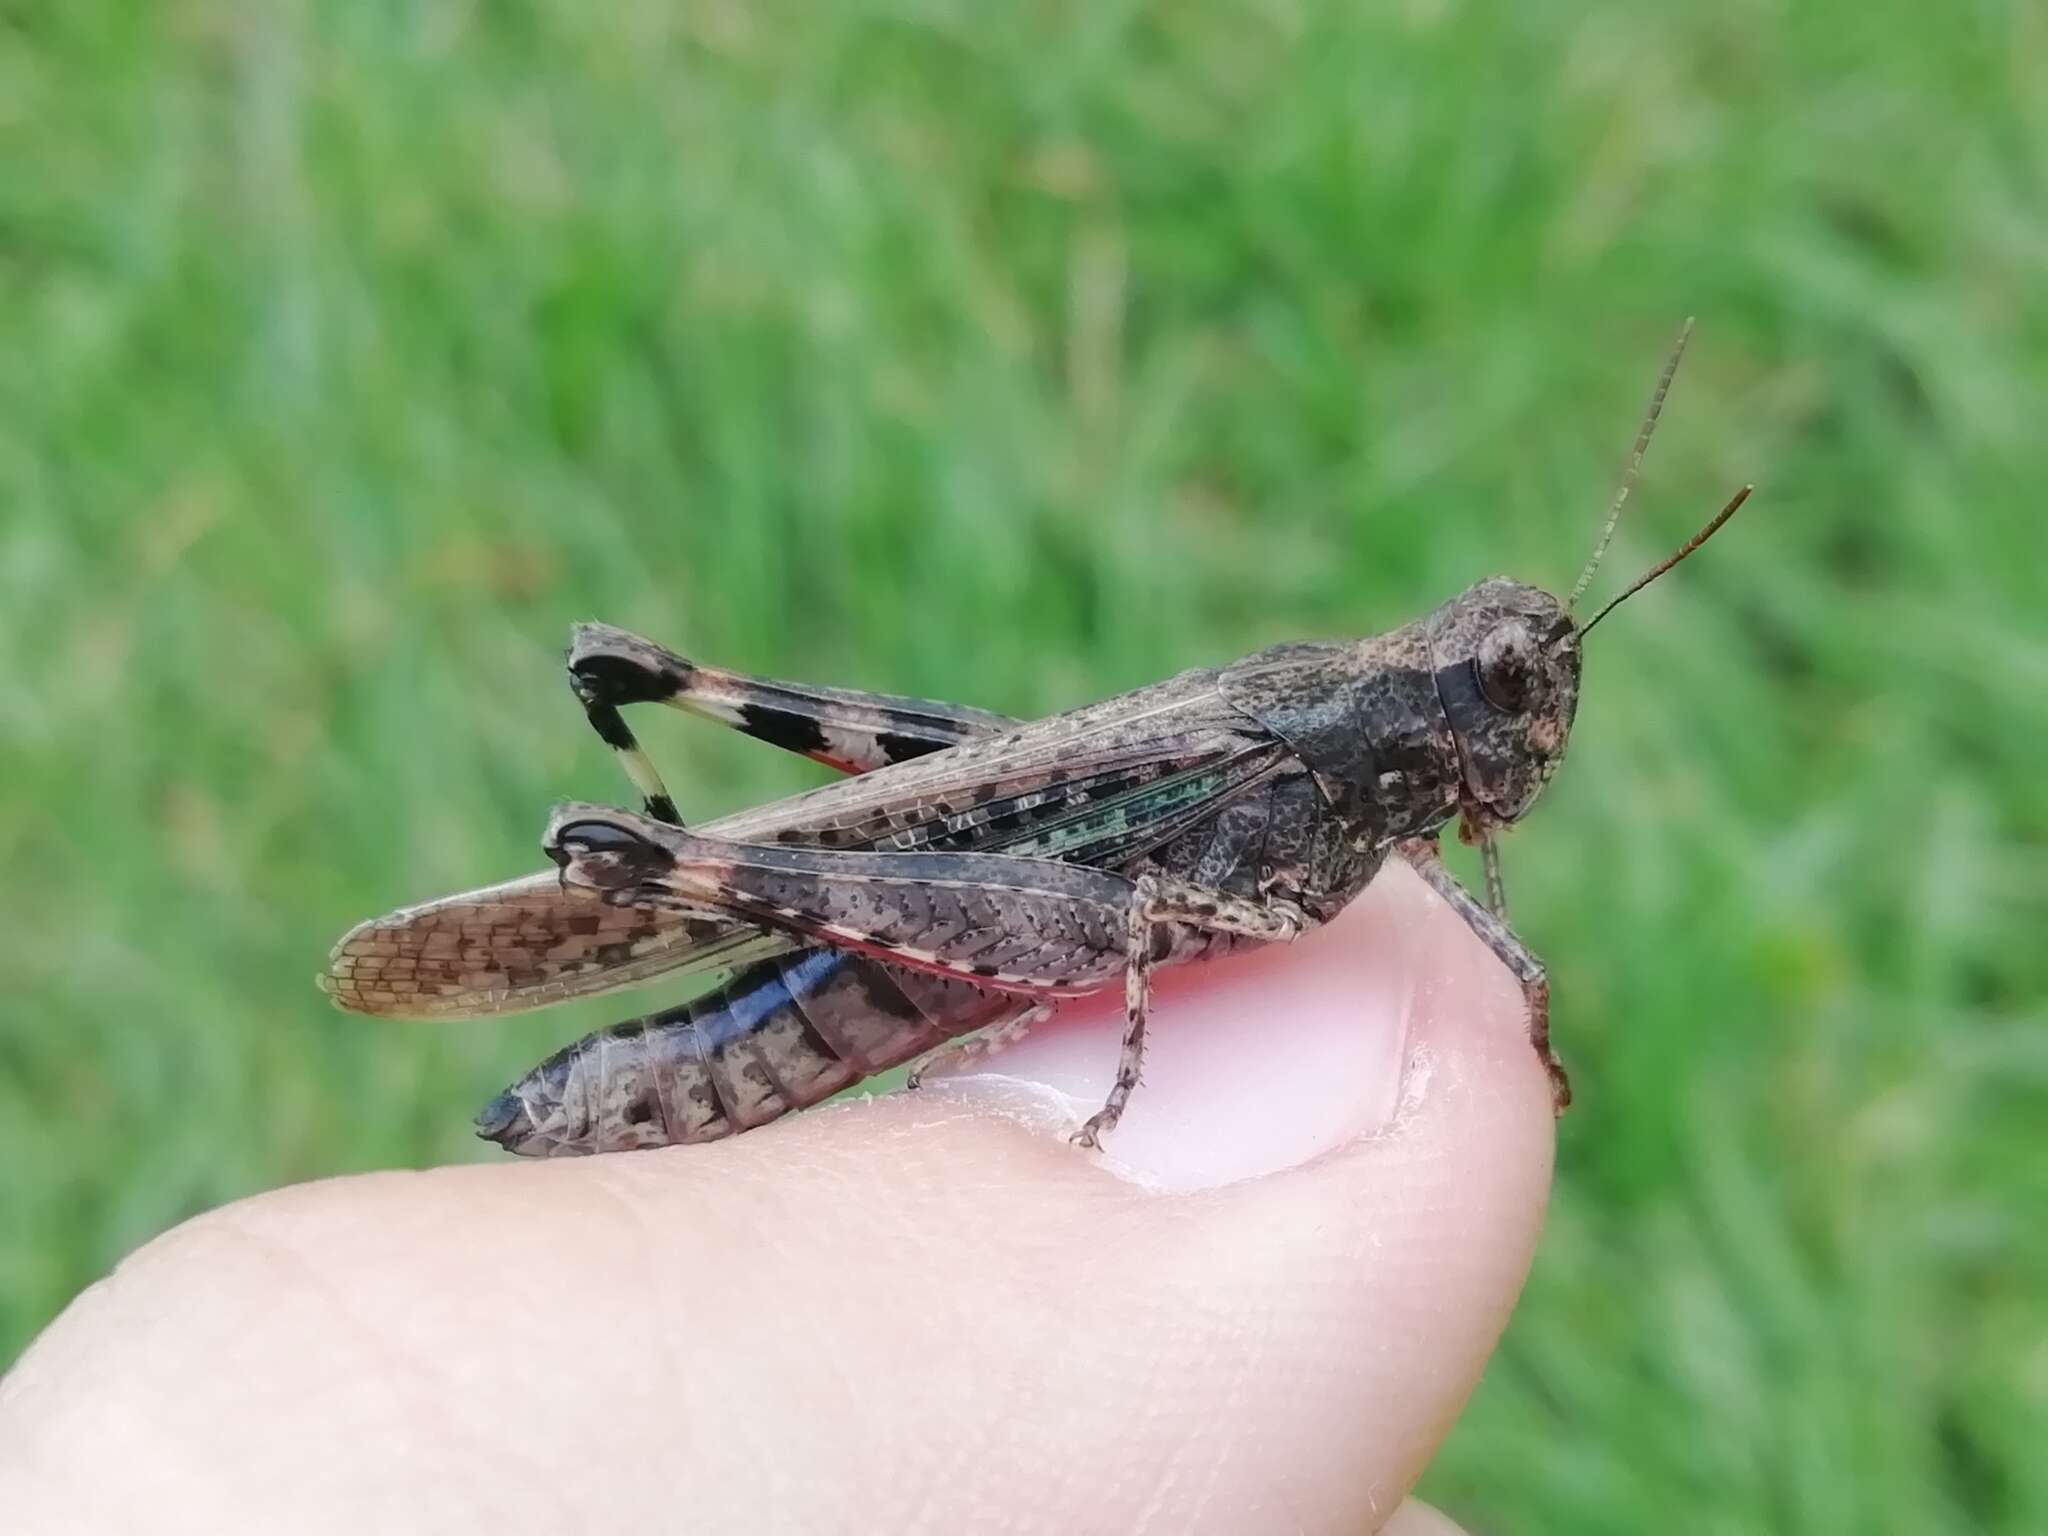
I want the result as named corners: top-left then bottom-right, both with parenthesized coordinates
top-left (1425, 578), bottom-right (1583, 832)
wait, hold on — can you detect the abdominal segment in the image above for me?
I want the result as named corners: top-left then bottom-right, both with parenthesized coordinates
top-left (476, 948), bottom-right (1022, 1156)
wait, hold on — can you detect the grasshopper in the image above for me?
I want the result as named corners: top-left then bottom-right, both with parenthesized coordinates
top-left (322, 324), bottom-right (1749, 1157)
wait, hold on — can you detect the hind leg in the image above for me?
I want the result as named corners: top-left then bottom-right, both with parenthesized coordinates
top-left (565, 621), bottom-right (1021, 822)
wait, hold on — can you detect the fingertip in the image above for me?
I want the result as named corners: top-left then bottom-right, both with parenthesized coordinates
top-left (0, 861), bottom-right (1557, 1534)
top-left (885, 855), bottom-right (1557, 1522)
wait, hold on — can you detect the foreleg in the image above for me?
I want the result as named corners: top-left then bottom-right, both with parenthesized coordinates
top-left (1397, 835), bottom-right (1569, 1111)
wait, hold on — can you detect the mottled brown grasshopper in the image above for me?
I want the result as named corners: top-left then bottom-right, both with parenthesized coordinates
top-left (322, 324), bottom-right (1749, 1157)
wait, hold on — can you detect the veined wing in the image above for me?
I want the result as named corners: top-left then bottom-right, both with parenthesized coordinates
top-left (324, 666), bottom-right (1284, 1019)
top-left (320, 873), bottom-right (797, 1018)
top-left (702, 665), bottom-right (1281, 854)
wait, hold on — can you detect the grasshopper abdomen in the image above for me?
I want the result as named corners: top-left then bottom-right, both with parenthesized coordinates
top-left (479, 949), bottom-right (1026, 1154)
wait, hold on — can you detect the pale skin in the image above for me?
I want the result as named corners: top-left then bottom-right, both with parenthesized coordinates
top-left (0, 861), bottom-right (1555, 1534)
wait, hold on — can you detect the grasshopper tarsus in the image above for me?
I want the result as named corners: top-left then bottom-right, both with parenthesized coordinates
top-left (1070, 1114), bottom-right (1115, 1152)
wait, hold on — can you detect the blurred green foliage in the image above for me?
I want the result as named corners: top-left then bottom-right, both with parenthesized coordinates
top-left (3, 0), bottom-right (2045, 1528)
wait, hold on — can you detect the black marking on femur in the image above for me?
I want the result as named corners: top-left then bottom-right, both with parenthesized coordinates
top-left (645, 793), bottom-right (682, 825)
top-left (877, 729), bottom-right (944, 763)
top-left (970, 962), bottom-right (1003, 978)
top-left (571, 651), bottom-right (688, 708)
top-left (741, 703), bottom-right (830, 756)
top-left (583, 701), bottom-right (638, 751)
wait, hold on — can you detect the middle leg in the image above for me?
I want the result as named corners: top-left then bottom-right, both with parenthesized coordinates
top-left (1397, 834), bottom-right (1569, 1111)
top-left (1074, 874), bottom-right (1308, 1149)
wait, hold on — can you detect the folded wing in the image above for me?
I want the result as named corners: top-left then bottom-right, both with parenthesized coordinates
top-left (319, 872), bottom-right (795, 1018)
top-left (324, 667), bottom-right (1281, 1019)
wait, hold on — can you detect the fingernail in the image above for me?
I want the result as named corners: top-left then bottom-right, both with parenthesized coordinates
top-left (917, 868), bottom-right (1434, 1190)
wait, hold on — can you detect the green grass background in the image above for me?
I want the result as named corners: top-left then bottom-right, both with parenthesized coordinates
top-left (4, 0), bottom-right (2045, 1527)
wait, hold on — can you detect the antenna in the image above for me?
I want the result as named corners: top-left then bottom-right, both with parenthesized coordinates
top-left (1579, 484), bottom-right (1754, 638)
top-left (1568, 317), bottom-right (1695, 610)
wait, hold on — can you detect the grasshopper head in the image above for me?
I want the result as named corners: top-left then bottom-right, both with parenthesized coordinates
top-left (1421, 323), bottom-right (1752, 835)
top-left (1425, 578), bottom-right (1584, 829)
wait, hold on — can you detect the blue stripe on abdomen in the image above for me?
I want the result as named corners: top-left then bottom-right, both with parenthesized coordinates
top-left (690, 946), bottom-right (848, 1051)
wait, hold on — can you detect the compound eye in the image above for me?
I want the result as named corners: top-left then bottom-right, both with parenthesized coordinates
top-left (1476, 620), bottom-right (1538, 712)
